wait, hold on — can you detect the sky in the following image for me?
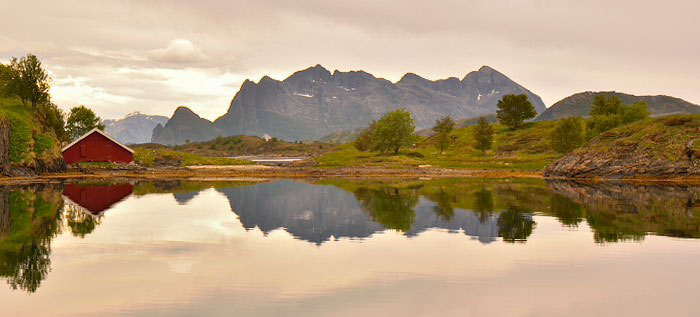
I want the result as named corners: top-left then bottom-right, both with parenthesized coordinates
top-left (1, 0), bottom-right (698, 121)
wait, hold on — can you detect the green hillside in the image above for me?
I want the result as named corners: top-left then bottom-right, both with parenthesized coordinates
top-left (545, 114), bottom-right (700, 178)
top-left (0, 97), bottom-right (63, 172)
top-left (535, 91), bottom-right (700, 122)
top-left (316, 121), bottom-right (562, 170)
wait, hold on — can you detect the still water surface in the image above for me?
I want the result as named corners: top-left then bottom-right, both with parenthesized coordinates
top-left (1, 178), bottom-right (699, 316)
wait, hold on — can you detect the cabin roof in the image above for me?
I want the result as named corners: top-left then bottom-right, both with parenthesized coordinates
top-left (61, 128), bottom-right (135, 153)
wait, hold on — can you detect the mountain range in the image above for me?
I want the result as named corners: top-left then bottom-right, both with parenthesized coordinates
top-left (103, 112), bottom-right (169, 144)
top-left (152, 65), bottom-right (546, 145)
top-left (534, 91), bottom-right (700, 122)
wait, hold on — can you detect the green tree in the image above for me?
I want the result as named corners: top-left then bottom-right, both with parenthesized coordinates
top-left (0, 64), bottom-right (14, 97)
top-left (496, 94), bottom-right (537, 130)
top-left (66, 105), bottom-right (105, 141)
top-left (37, 102), bottom-right (67, 142)
top-left (550, 117), bottom-right (586, 154)
top-left (620, 102), bottom-right (650, 124)
top-left (371, 109), bottom-right (416, 155)
top-left (472, 117), bottom-right (494, 154)
top-left (354, 120), bottom-right (377, 152)
top-left (7, 54), bottom-right (51, 108)
top-left (587, 96), bottom-right (649, 137)
top-left (433, 116), bottom-right (455, 154)
top-left (590, 95), bottom-right (624, 116)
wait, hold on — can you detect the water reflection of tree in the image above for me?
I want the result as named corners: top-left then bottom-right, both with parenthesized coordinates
top-left (498, 205), bottom-right (536, 243)
top-left (432, 187), bottom-right (455, 221)
top-left (0, 186), bottom-right (64, 293)
top-left (65, 205), bottom-right (102, 238)
top-left (473, 188), bottom-right (494, 223)
top-left (354, 187), bottom-right (418, 232)
top-left (549, 194), bottom-right (584, 227)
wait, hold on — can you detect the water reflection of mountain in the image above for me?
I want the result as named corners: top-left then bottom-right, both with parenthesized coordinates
top-left (216, 180), bottom-right (506, 244)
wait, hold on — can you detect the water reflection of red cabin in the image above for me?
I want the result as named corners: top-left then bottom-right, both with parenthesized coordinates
top-left (62, 128), bottom-right (134, 164)
top-left (63, 183), bottom-right (134, 215)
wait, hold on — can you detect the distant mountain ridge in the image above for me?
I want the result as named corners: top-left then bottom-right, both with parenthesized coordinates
top-left (152, 65), bottom-right (546, 145)
top-left (535, 91), bottom-right (700, 122)
top-left (103, 112), bottom-right (169, 144)
top-left (151, 107), bottom-right (223, 145)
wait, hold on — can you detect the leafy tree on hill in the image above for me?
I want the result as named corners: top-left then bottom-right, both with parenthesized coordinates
top-left (473, 117), bottom-right (494, 154)
top-left (66, 105), bottom-right (105, 141)
top-left (6, 54), bottom-right (51, 108)
top-left (587, 96), bottom-right (649, 137)
top-left (0, 64), bottom-right (13, 98)
top-left (496, 94), bottom-right (537, 130)
top-left (372, 109), bottom-right (416, 155)
top-left (432, 116), bottom-right (455, 154)
top-left (550, 117), bottom-right (586, 154)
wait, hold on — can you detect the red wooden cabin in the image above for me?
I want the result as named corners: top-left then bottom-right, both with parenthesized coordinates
top-left (62, 128), bottom-right (134, 164)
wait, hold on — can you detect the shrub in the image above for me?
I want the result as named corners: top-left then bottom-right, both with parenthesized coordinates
top-left (406, 151), bottom-right (424, 158)
top-left (354, 121), bottom-right (377, 152)
top-left (473, 117), bottom-right (494, 154)
top-left (550, 117), bottom-right (586, 154)
top-left (433, 116), bottom-right (455, 154)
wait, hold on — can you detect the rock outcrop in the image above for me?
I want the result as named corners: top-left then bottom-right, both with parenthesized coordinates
top-left (545, 115), bottom-right (700, 179)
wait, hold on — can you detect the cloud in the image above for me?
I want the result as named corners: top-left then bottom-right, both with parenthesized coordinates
top-left (1, 0), bottom-right (699, 122)
top-left (148, 39), bottom-right (208, 65)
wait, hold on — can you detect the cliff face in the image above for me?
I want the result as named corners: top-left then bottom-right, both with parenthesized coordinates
top-left (151, 65), bottom-right (546, 144)
top-left (213, 65), bottom-right (546, 141)
top-left (0, 117), bottom-right (9, 175)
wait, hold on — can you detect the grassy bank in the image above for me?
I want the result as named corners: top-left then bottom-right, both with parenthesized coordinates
top-left (316, 121), bottom-right (562, 170)
top-left (134, 148), bottom-right (253, 167)
top-left (0, 97), bottom-right (62, 167)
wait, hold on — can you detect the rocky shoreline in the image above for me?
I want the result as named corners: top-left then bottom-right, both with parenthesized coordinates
top-left (544, 151), bottom-right (700, 179)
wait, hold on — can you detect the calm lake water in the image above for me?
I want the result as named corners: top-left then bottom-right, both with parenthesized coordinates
top-left (1, 178), bottom-right (699, 316)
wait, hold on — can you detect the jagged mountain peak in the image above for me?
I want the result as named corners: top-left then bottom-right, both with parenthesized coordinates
top-left (103, 112), bottom-right (169, 145)
top-left (172, 106), bottom-right (199, 117)
top-left (158, 65), bottom-right (547, 144)
top-left (397, 72), bottom-right (429, 84)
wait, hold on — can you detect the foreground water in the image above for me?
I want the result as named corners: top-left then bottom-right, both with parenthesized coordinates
top-left (1, 178), bottom-right (699, 316)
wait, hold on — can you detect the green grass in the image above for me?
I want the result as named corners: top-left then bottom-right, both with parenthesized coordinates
top-left (0, 96), bottom-right (62, 165)
top-left (134, 148), bottom-right (253, 167)
top-left (576, 114), bottom-right (700, 162)
top-left (316, 121), bottom-right (562, 171)
top-left (0, 99), bottom-right (34, 164)
top-left (33, 133), bottom-right (53, 157)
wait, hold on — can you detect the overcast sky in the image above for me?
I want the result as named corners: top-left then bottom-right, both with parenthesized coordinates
top-left (1, 0), bottom-right (698, 120)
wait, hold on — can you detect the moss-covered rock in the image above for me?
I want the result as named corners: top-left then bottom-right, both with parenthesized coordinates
top-left (545, 115), bottom-right (700, 178)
